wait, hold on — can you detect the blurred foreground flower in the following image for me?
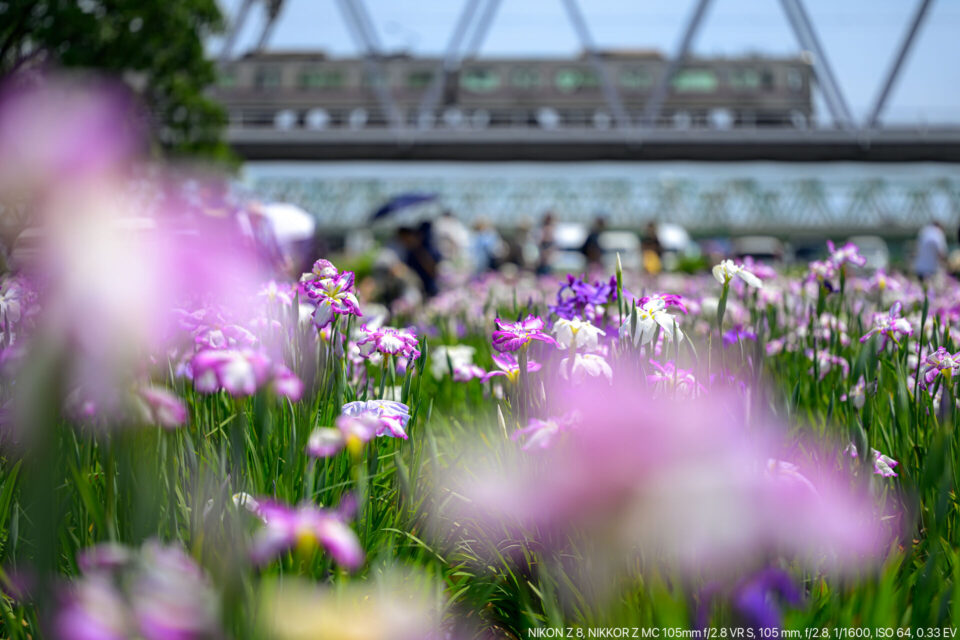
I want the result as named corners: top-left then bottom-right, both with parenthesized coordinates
top-left (0, 77), bottom-right (271, 436)
top-left (558, 352), bottom-right (613, 383)
top-left (732, 568), bottom-right (803, 631)
top-left (259, 574), bottom-right (454, 640)
top-left (434, 376), bottom-right (890, 586)
top-left (0, 77), bottom-right (141, 199)
top-left (189, 349), bottom-right (302, 400)
top-left (56, 541), bottom-right (219, 640)
top-left (135, 386), bottom-right (188, 429)
top-left (511, 413), bottom-right (579, 451)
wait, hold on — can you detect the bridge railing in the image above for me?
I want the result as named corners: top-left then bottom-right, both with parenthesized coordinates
top-left (245, 173), bottom-right (960, 233)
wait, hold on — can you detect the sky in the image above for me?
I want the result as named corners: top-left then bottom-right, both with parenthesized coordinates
top-left (213, 0), bottom-right (960, 125)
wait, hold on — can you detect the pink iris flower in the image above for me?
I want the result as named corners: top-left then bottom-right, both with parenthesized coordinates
top-left (189, 349), bottom-right (303, 401)
top-left (860, 302), bottom-right (913, 349)
top-left (57, 541), bottom-right (220, 640)
top-left (491, 315), bottom-right (557, 352)
top-left (136, 386), bottom-right (188, 429)
top-left (356, 325), bottom-right (421, 360)
top-left (482, 352), bottom-right (542, 384)
top-left (637, 293), bottom-right (688, 314)
top-left (251, 500), bottom-right (364, 570)
top-left (511, 413), bottom-right (580, 451)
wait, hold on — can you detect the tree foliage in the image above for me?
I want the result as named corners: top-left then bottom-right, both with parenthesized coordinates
top-left (0, 0), bottom-right (233, 161)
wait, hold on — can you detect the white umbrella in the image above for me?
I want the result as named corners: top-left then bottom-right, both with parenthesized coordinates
top-left (259, 202), bottom-right (316, 244)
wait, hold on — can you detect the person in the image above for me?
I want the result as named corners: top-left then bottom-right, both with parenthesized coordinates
top-left (580, 216), bottom-right (606, 269)
top-left (533, 212), bottom-right (557, 275)
top-left (469, 217), bottom-right (505, 275)
top-left (641, 221), bottom-right (663, 274)
top-left (396, 225), bottom-right (441, 297)
top-left (913, 220), bottom-right (947, 281)
top-left (642, 221), bottom-right (662, 258)
top-left (504, 218), bottom-right (532, 268)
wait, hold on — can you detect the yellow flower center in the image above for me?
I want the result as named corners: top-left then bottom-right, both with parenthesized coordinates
top-left (295, 527), bottom-right (317, 556)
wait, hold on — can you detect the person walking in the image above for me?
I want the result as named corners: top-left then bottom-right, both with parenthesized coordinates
top-left (913, 220), bottom-right (947, 282)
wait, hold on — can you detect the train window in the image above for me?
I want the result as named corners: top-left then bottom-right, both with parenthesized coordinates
top-left (555, 68), bottom-right (579, 92)
top-left (729, 69), bottom-right (760, 90)
top-left (254, 68), bottom-right (282, 90)
top-left (787, 68), bottom-right (804, 91)
top-left (555, 68), bottom-right (598, 93)
top-left (761, 70), bottom-right (775, 90)
top-left (619, 68), bottom-right (652, 89)
top-left (406, 70), bottom-right (434, 89)
top-left (362, 70), bottom-right (387, 88)
top-left (511, 68), bottom-right (541, 89)
top-left (298, 69), bottom-right (344, 90)
top-left (460, 68), bottom-right (501, 92)
top-left (671, 69), bottom-right (717, 92)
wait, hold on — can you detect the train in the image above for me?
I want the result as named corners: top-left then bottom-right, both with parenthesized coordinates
top-left (214, 49), bottom-right (814, 131)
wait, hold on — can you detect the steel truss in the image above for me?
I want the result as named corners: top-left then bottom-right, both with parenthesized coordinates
top-left (217, 0), bottom-right (941, 132)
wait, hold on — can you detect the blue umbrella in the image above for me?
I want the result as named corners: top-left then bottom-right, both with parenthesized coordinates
top-left (369, 193), bottom-right (438, 222)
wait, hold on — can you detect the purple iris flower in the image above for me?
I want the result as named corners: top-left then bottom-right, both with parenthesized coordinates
top-left (826, 240), bottom-right (867, 269)
top-left (304, 270), bottom-right (363, 329)
top-left (491, 315), bottom-right (556, 352)
top-left (923, 346), bottom-right (960, 384)
top-left (732, 568), bottom-right (803, 630)
top-left (860, 301), bottom-right (913, 349)
top-left (722, 325), bottom-right (758, 347)
top-left (549, 274), bottom-right (617, 320)
top-left (340, 399), bottom-right (411, 440)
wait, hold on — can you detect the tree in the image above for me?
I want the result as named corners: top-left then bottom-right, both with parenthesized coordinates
top-left (0, 0), bottom-right (233, 161)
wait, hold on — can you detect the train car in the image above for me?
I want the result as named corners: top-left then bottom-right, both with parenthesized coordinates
top-left (213, 50), bottom-right (813, 130)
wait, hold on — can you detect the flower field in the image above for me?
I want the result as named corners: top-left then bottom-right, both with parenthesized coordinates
top-left (0, 83), bottom-right (959, 639)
